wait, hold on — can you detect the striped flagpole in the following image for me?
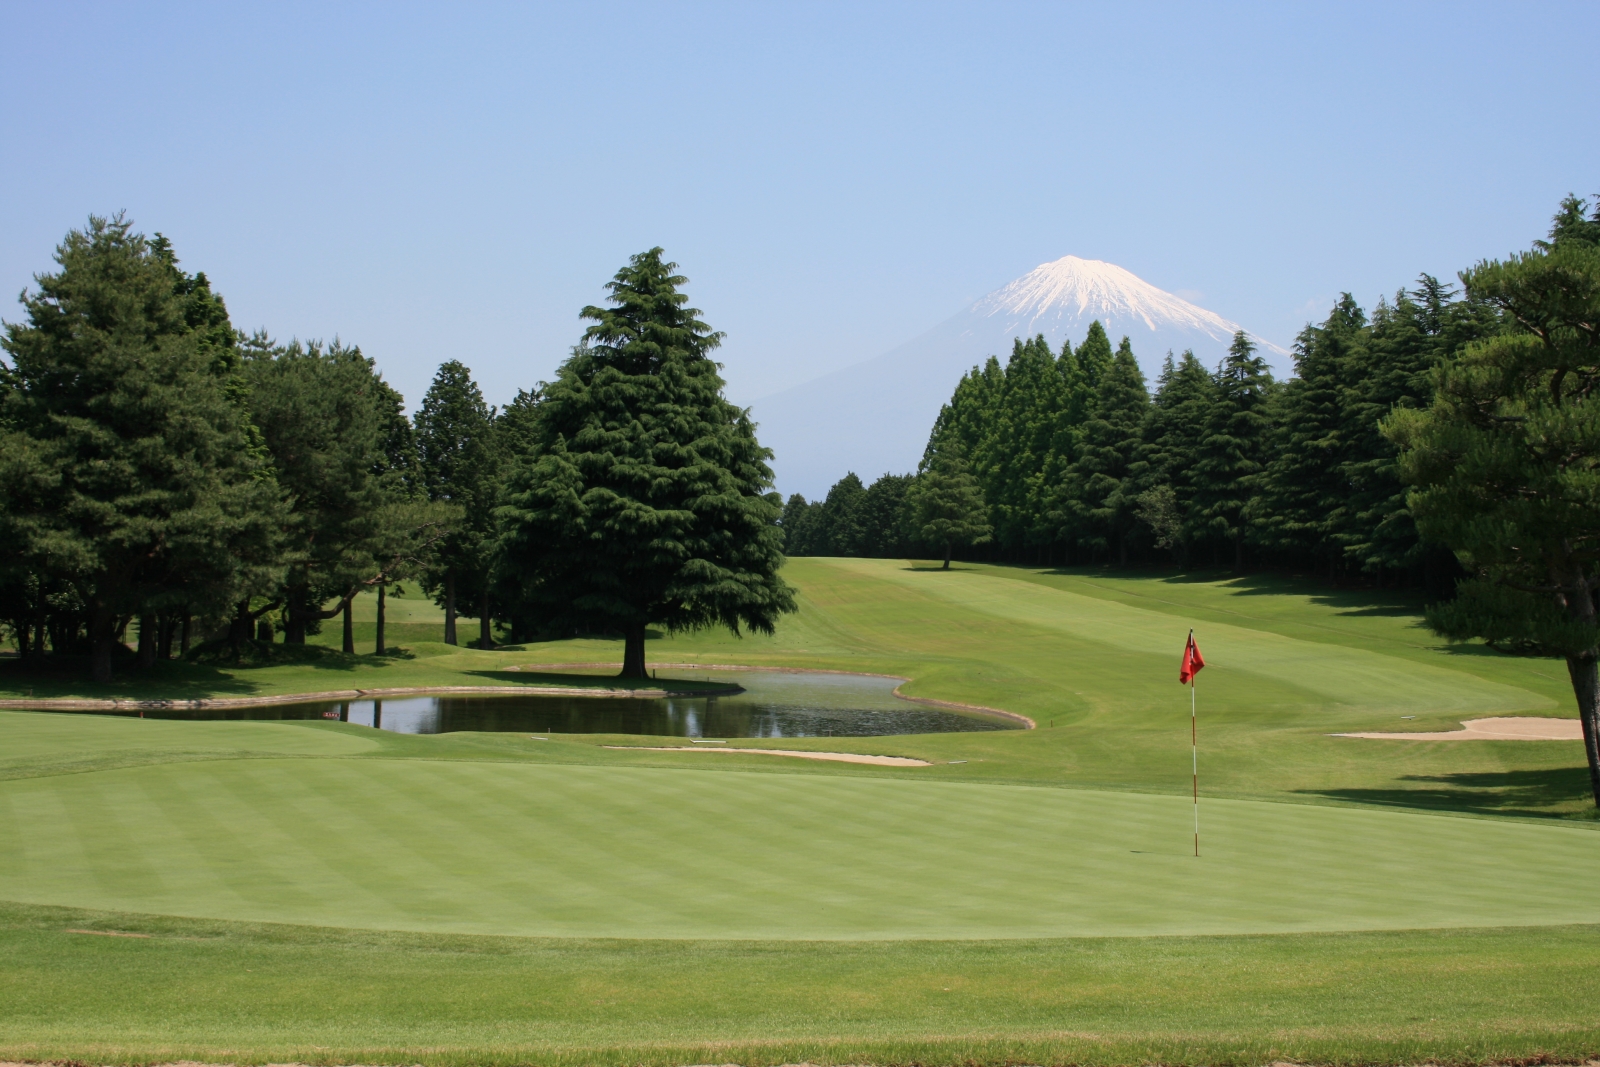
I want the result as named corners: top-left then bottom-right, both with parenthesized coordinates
top-left (1191, 674), bottom-right (1199, 857)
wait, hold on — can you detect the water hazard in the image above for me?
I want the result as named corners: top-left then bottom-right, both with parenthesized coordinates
top-left (116, 669), bottom-right (1021, 738)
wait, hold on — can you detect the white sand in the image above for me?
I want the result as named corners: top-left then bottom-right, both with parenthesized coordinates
top-left (603, 746), bottom-right (931, 766)
top-left (1334, 716), bottom-right (1583, 741)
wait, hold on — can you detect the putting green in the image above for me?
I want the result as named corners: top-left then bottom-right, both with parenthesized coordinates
top-left (3, 756), bottom-right (1597, 939)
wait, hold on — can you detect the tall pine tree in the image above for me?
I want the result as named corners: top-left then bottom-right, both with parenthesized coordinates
top-left (496, 249), bottom-right (794, 677)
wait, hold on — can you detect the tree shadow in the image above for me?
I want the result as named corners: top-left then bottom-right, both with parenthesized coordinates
top-left (1297, 767), bottom-right (1596, 820)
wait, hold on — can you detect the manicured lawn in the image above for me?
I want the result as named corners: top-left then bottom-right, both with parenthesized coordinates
top-left (4, 902), bottom-right (1600, 1067)
top-left (3, 558), bottom-right (1598, 1063)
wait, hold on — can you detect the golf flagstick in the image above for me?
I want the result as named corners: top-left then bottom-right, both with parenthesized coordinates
top-left (1179, 629), bottom-right (1206, 857)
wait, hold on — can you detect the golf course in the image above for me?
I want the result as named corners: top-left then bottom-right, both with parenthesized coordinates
top-left (3, 558), bottom-right (1598, 1065)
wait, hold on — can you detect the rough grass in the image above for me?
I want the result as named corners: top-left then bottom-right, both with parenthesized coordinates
top-left (3, 902), bottom-right (1599, 1067)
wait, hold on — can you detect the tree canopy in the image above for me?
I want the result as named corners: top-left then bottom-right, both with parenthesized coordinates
top-left (495, 248), bottom-right (794, 677)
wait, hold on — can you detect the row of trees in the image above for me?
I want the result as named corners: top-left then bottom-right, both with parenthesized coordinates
top-left (0, 219), bottom-right (791, 680)
top-left (786, 284), bottom-right (1492, 589)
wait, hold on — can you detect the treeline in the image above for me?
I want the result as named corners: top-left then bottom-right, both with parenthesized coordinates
top-left (785, 284), bottom-right (1496, 591)
top-left (0, 219), bottom-right (789, 680)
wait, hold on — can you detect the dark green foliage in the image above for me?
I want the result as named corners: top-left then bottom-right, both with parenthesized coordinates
top-left (1386, 193), bottom-right (1600, 804)
top-left (1064, 338), bottom-right (1149, 563)
top-left (1134, 351), bottom-right (1215, 561)
top-left (242, 338), bottom-right (398, 647)
top-left (1258, 299), bottom-right (1363, 571)
top-left (1192, 332), bottom-right (1276, 569)
top-left (495, 249), bottom-right (794, 677)
top-left (415, 361), bottom-right (499, 646)
top-left (781, 473), bottom-right (915, 558)
top-left (0, 216), bottom-right (282, 680)
top-left (907, 441), bottom-right (992, 569)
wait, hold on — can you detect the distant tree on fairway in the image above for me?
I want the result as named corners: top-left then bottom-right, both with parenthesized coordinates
top-left (1386, 194), bottom-right (1600, 806)
top-left (908, 441), bottom-right (992, 569)
top-left (0, 216), bottom-right (281, 681)
top-left (415, 360), bottom-right (499, 646)
top-left (496, 248), bottom-right (795, 678)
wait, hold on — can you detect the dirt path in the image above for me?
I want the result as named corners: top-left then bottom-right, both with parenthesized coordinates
top-left (1334, 716), bottom-right (1583, 741)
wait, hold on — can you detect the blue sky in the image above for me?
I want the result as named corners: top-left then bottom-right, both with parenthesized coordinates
top-left (3, 2), bottom-right (1597, 435)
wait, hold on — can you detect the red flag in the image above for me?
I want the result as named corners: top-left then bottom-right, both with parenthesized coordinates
top-left (1179, 631), bottom-right (1205, 684)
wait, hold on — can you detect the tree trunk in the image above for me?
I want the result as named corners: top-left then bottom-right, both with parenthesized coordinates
top-left (159, 613), bottom-right (175, 660)
top-left (284, 616), bottom-right (306, 644)
top-left (180, 612), bottom-right (191, 655)
top-left (444, 570), bottom-right (457, 646)
top-left (620, 624), bottom-right (647, 679)
top-left (942, 539), bottom-right (952, 570)
top-left (342, 599), bottom-right (355, 654)
top-left (1565, 654), bottom-right (1600, 808)
top-left (375, 582), bottom-right (386, 655)
top-left (90, 604), bottom-right (116, 684)
top-left (137, 614), bottom-right (157, 669)
top-left (479, 589), bottom-right (491, 650)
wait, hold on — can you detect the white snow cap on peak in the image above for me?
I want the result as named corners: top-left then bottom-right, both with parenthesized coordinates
top-left (973, 255), bottom-right (1284, 354)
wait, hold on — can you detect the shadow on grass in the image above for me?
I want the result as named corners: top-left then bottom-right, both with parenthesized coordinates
top-left (0, 641), bottom-right (428, 701)
top-left (1298, 767), bottom-right (1598, 821)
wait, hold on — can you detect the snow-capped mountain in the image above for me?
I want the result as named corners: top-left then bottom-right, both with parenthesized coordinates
top-left (750, 256), bottom-right (1286, 499)
top-left (970, 255), bottom-right (1278, 353)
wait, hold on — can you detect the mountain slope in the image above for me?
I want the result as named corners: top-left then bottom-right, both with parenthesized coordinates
top-left (752, 256), bottom-right (1285, 498)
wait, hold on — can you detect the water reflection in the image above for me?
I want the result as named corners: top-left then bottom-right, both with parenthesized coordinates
top-left (119, 670), bottom-right (1018, 738)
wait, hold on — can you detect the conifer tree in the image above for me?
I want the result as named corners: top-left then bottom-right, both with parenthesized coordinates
top-left (1193, 332), bottom-right (1275, 569)
top-left (1066, 338), bottom-right (1150, 563)
top-left (1259, 297), bottom-right (1363, 573)
top-left (244, 339), bottom-right (411, 649)
top-left (416, 360), bottom-right (499, 645)
top-left (908, 441), bottom-right (992, 569)
top-left (1386, 194), bottom-right (1600, 803)
top-left (0, 216), bottom-right (281, 681)
top-left (496, 249), bottom-right (794, 678)
top-left (1133, 350), bottom-right (1214, 562)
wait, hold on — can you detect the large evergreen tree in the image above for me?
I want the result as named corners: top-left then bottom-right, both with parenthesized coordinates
top-left (1193, 332), bottom-right (1275, 569)
top-left (908, 440), bottom-right (992, 569)
top-left (243, 338), bottom-right (406, 649)
top-left (1259, 297), bottom-right (1363, 573)
top-left (1386, 194), bottom-right (1600, 805)
top-left (416, 360), bottom-right (499, 646)
top-left (496, 249), bottom-right (794, 678)
top-left (1065, 338), bottom-right (1150, 563)
top-left (0, 216), bottom-right (281, 681)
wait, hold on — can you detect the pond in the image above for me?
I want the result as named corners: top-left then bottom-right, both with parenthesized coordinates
top-left (119, 669), bottom-right (1022, 738)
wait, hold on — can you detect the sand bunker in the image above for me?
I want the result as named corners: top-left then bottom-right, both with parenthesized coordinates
top-left (604, 746), bottom-right (931, 766)
top-left (1334, 716), bottom-right (1583, 741)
